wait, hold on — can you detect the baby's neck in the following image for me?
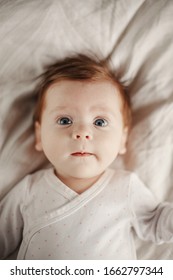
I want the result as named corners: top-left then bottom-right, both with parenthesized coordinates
top-left (55, 172), bottom-right (103, 194)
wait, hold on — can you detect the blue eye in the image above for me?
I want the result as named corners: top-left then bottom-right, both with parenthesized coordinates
top-left (94, 118), bottom-right (108, 127)
top-left (57, 117), bottom-right (72, 125)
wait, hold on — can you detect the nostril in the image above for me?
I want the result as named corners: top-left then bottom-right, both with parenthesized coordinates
top-left (74, 134), bottom-right (91, 140)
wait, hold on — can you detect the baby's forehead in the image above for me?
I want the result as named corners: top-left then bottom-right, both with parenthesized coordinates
top-left (45, 79), bottom-right (123, 105)
top-left (43, 80), bottom-right (124, 120)
top-left (46, 79), bottom-right (122, 98)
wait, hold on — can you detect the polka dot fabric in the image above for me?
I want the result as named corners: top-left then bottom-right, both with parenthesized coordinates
top-left (1, 168), bottom-right (173, 259)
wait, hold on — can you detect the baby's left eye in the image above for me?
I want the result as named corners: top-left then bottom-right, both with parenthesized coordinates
top-left (57, 117), bottom-right (72, 125)
top-left (94, 118), bottom-right (108, 127)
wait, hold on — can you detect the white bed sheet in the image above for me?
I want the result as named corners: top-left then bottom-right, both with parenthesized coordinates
top-left (0, 0), bottom-right (173, 259)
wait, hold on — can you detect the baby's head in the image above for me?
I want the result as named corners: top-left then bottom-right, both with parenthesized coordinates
top-left (34, 54), bottom-right (131, 188)
top-left (34, 54), bottom-right (131, 127)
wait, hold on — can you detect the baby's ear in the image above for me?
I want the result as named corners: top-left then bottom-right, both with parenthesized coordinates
top-left (34, 121), bottom-right (43, 151)
top-left (119, 127), bottom-right (129, 155)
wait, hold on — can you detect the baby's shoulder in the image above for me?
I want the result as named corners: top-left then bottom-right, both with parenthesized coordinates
top-left (108, 168), bottom-right (148, 202)
top-left (24, 167), bottom-right (53, 190)
top-left (109, 168), bottom-right (134, 182)
top-left (27, 167), bottom-right (52, 181)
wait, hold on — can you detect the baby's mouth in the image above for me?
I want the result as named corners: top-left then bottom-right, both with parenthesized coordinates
top-left (71, 152), bottom-right (93, 157)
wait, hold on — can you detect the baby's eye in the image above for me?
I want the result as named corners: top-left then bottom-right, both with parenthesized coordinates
top-left (94, 118), bottom-right (108, 127)
top-left (57, 117), bottom-right (72, 125)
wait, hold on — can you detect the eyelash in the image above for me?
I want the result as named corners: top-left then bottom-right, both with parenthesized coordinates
top-left (56, 117), bottom-right (108, 127)
top-left (93, 119), bottom-right (108, 127)
top-left (57, 117), bottom-right (73, 125)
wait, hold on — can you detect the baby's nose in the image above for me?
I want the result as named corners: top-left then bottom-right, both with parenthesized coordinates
top-left (72, 129), bottom-right (92, 140)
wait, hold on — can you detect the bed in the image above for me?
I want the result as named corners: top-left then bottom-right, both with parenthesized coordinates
top-left (0, 0), bottom-right (173, 259)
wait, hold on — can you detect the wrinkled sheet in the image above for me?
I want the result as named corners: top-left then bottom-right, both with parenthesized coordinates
top-left (0, 0), bottom-right (173, 259)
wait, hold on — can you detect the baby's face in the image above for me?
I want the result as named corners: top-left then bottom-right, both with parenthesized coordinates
top-left (35, 80), bottom-right (128, 184)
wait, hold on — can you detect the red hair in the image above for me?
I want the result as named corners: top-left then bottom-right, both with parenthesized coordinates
top-left (34, 54), bottom-right (131, 128)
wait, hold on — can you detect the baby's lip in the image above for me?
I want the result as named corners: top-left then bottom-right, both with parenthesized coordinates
top-left (71, 152), bottom-right (93, 157)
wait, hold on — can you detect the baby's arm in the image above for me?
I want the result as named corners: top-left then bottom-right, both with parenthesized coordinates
top-left (0, 179), bottom-right (26, 259)
top-left (130, 174), bottom-right (173, 243)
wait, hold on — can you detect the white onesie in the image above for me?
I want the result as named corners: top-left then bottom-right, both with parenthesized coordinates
top-left (0, 167), bottom-right (173, 260)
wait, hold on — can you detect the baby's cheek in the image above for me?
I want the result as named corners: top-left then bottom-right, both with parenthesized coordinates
top-left (102, 137), bottom-right (121, 158)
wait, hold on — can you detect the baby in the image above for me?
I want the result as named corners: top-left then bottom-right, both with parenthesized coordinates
top-left (0, 54), bottom-right (173, 260)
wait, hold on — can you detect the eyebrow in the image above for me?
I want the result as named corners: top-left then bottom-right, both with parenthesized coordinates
top-left (50, 106), bottom-right (69, 114)
top-left (49, 104), bottom-right (118, 117)
top-left (90, 105), bottom-right (111, 112)
top-left (50, 105), bottom-right (111, 112)
top-left (90, 105), bottom-right (119, 116)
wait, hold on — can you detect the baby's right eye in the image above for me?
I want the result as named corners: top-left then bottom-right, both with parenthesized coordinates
top-left (57, 117), bottom-right (72, 125)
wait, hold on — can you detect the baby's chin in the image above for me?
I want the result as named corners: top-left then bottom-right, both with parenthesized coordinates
top-left (66, 169), bottom-right (102, 180)
top-left (55, 165), bottom-right (105, 181)
top-left (53, 166), bottom-right (104, 192)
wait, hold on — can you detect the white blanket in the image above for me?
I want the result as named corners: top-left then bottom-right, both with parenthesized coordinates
top-left (0, 0), bottom-right (173, 259)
